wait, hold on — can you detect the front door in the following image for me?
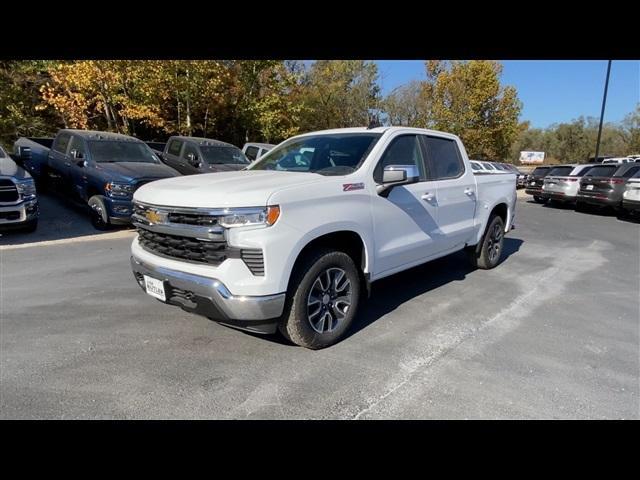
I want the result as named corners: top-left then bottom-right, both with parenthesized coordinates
top-left (370, 134), bottom-right (444, 278)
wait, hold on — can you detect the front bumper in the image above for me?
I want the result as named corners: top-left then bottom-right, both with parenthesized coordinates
top-left (131, 255), bottom-right (285, 334)
top-left (105, 197), bottom-right (134, 224)
top-left (0, 199), bottom-right (38, 228)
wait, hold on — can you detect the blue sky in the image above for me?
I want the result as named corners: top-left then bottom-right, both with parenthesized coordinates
top-left (375, 60), bottom-right (639, 128)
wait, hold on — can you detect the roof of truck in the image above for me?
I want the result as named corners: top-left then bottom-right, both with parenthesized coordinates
top-left (61, 129), bottom-right (142, 142)
top-left (168, 136), bottom-right (237, 148)
top-left (244, 142), bottom-right (275, 149)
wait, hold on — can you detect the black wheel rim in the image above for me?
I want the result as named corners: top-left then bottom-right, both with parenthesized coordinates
top-left (307, 267), bottom-right (352, 334)
top-left (486, 222), bottom-right (503, 263)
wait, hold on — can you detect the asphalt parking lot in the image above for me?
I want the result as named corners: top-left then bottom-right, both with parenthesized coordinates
top-left (1, 192), bottom-right (638, 419)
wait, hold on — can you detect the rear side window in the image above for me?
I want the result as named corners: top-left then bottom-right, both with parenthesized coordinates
top-left (167, 140), bottom-right (183, 156)
top-left (374, 135), bottom-right (426, 182)
top-left (245, 146), bottom-right (259, 161)
top-left (423, 136), bottom-right (464, 179)
top-left (53, 133), bottom-right (71, 154)
top-left (585, 166), bottom-right (617, 177)
top-left (617, 165), bottom-right (640, 178)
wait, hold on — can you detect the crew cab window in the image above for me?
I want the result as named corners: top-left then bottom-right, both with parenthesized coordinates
top-left (245, 146), bottom-right (259, 161)
top-left (53, 133), bottom-right (71, 154)
top-left (167, 140), bottom-right (183, 156)
top-left (423, 136), bottom-right (464, 179)
top-left (69, 136), bottom-right (87, 158)
top-left (374, 135), bottom-right (425, 183)
top-left (182, 143), bottom-right (199, 160)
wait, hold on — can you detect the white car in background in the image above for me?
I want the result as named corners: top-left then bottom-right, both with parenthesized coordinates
top-left (541, 164), bottom-right (597, 204)
top-left (602, 157), bottom-right (635, 164)
top-left (622, 169), bottom-right (640, 214)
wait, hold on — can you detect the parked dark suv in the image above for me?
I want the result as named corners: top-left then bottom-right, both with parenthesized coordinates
top-left (161, 136), bottom-right (250, 175)
top-left (524, 165), bottom-right (554, 203)
top-left (576, 163), bottom-right (640, 212)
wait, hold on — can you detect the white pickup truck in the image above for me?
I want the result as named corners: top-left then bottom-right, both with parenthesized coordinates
top-left (130, 127), bottom-right (517, 349)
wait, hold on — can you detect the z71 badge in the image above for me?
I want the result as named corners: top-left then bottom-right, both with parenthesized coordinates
top-left (342, 183), bottom-right (365, 192)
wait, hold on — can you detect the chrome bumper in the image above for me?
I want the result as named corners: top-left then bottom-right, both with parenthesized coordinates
top-left (130, 256), bottom-right (285, 334)
top-left (0, 199), bottom-right (38, 225)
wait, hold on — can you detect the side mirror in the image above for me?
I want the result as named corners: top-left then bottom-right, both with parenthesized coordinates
top-left (17, 146), bottom-right (32, 160)
top-left (377, 164), bottom-right (420, 195)
top-left (187, 152), bottom-right (201, 167)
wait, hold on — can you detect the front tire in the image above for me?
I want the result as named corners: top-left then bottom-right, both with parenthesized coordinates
top-left (22, 219), bottom-right (38, 233)
top-left (279, 248), bottom-right (361, 349)
top-left (88, 195), bottom-right (111, 231)
top-left (468, 215), bottom-right (505, 270)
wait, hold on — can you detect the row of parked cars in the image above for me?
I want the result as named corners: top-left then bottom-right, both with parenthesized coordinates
top-left (470, 160), bottom-right (528, 188)
top-left (0, 129), bottom-right (274, 233)
top-left (524, 158), bottom-right (640, 217)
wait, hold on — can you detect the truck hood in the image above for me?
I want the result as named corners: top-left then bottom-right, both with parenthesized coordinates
top-left (94, 161), bottom-right (179, 183)
top-left (134, 170), bottom-right (329, 208)
top-left (0, 157), bottom-right (31, 180)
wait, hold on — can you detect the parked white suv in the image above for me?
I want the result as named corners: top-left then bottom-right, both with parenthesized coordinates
top-left (131, 127), bottom-right (517, 348)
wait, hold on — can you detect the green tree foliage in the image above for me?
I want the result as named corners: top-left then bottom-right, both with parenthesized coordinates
top-left (298, 60), bottom-right (381, 131)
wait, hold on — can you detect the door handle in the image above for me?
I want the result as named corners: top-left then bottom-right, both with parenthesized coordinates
top-left (464, 188), bottom-right (474, 196)
top-left (421, 192), bottom-right (435, 202)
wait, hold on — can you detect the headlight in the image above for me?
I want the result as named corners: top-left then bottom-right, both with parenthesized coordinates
top-left (105, 182), bottom-right (135, 198)
top-left (16, 178), bottom-right (37, 200)
top-left (219, 206), bottom-right (280, 228)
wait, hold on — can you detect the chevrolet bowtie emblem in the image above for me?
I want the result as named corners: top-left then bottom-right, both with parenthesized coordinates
top-left (145, 209), bottom-right (165, 224)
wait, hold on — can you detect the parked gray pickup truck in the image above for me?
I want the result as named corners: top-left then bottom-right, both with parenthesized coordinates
top-left (0, 146), bottom-right (38, 232)
top-left (160, 136), bottom-right (251, 175)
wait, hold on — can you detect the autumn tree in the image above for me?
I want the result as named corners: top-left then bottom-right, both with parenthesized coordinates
top-left (382, 80), bottom-right (427, 127)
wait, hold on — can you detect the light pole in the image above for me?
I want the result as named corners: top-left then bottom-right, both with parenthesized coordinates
top-left (594, 60), bottom-right (612, 162)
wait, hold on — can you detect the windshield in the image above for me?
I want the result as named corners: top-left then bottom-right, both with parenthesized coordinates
top-left (548, 166), bottom-right (574, 176)
top-left (88, 141), bottom-right (160, 164)
top-left (532, 167), bottom-right (550, 176)
top-left (249, 133), bottom-right (382, 176)
top-left (584, 166), bottom-right (617, 177)
top-left (200, 146), bottom-right (250, 165)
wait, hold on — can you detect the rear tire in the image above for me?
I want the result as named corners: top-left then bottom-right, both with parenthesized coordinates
top-left (533, 195), bottom-right (547, 204)
top-left (88, 195), bottom-right (111, 231)
top-left (468, 215), bottom-right (505, 270)
top-left (279, 248), bottom-right (361, 349)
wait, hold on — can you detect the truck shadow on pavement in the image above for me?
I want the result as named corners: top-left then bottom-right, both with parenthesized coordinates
top-left (249, 237), bottom-right (524, 347)
top-left (0, 192), bottom-right (133, 246)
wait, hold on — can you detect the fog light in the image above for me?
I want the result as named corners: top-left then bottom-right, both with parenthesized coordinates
top-left (113, 206), bottom-right (131, 214)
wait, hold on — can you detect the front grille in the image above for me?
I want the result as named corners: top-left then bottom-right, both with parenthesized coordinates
top-left (0, 210), bottom-right (20, 221)
top-left (137, 227), bottom-right (230, 265)
top-left (0, 179), bottom-right (19, 203)
top-left (241, 249), bottom-right (265, 276)
top-left (168, 212), bottom-right (219, 226)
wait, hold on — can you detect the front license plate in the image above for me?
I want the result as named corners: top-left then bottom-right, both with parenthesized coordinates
top-left (144, 275), bottom-right (166, 301)
top-left (586, 184), bottom-right (594, 190)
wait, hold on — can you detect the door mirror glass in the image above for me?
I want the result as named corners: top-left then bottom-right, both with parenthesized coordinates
top-left (378, 165), bottom-right (420, 195)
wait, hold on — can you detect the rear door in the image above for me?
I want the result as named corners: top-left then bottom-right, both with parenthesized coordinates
top-left (67, 135), bottom-right (89, 201)
top-left (421, 135), bottom-right (477, 250)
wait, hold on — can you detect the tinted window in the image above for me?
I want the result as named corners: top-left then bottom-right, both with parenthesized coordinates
top-left (69, 136), bottom-right (87, 158)
top-left (618, 166), bottom-right (640, 178)
top-left (53, 133), bottom-right (71, 154)
top-left (88, 141), bottom-right (160, 164)
top-left (424, 136), bottom-right (463, 179)
top-left (181, 143), bottom-right (199, 160)
top-left (374, 135), bottom-right (425, 182)
top-left (245, 146), bottom-right (259, 161)
top-left (548, 166), bottom-right (574, 176)
top-left (201, 146), bottom-right (249, 165)
top-left (167, 139), bottom-right (183, 156)
top-left (574, 166), bottom-right (593, 177)
top-left (251, 133), bottom-right (381, 176)
top-left (532, 167), bottom-right (550, 176)
top-left (584, 166), bottom-right (617, 177)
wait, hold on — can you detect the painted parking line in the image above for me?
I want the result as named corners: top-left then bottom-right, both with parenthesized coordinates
top-left (0, 230), bottom-right (137, 251)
